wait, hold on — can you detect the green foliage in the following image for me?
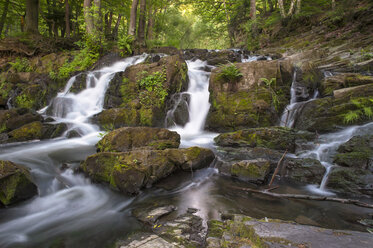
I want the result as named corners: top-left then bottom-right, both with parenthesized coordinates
top-left (343, 97), bottom-right (373, 124)
top-left (118, 35), bottom-right (134, 56)
top-left (137, 69), bottom-right (168, 107)
top-left (50, 48), bottom-right (99, 80)
top-left (8, 58), bottom-right (32, 73)
top-left (217, 63), bottom-right (243, 82)
top-left (261, 77), bottom-right (281, 111)
top-left (15, 94), bottom-right (34, 109)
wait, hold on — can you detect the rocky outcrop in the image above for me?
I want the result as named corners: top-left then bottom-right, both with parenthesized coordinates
top-left (295, 83), bottom-right (373, 133)
top-left (320, 73), bottom-right (373, 96)
top-left (333, 135), bottom-right (373, 170)
top-left (0, 108), bottom-right (42, 133)
top-left (81, 147), bottom-right (214, 195)
top-left (206, 60), bottom-right (293, 132)
top-left (0, 160), bottom-right (38, 206)
top-left (206, 214), bottom-right (373, 248)
top-left (96, 55), bottom-right (188, 128)
top-left (97, 127), bottom-right (180, 152)
top-left (214, 127), bottom-right (315, 153)
top-left (280, 158), bottom-right (326, 184)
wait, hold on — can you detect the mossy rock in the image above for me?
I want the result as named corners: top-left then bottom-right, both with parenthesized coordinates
top-left (280, 158), bottom-right (326, 184)
top-left (230, 159), bottom-right (271, 183)
top-left (0, 108), bottom-right (42, 133)
top-left (8, 121), bottom-right (43, 142)
top-left (97, 127), bottom-right (180, 152)
top-left (80, 147), bottom-right (214, 195)
top-left (214, 126), bottom-right (315, 152)
top-left (0, 160), bottom-right (38, 206)
top-left (320, 73), bottom-right (373, 96)
top-left (333, 135), bottom-right (373, 170)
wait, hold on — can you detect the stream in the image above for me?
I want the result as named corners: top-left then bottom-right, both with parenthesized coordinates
top-left (0, 53), bottom-right (372, 248)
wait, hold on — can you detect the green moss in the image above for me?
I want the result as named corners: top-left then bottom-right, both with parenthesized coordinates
top-left (9, 121), bottom-right (43, 141)
top-left (139, 108), bottom-right (153, 126)
top-left (15, 94), bottom-right (34, 109)
top-left (207, 220), bottom-right (225, 238)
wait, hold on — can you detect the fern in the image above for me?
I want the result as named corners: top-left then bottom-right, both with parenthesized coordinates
top-left (364, 107), bottom-right (373, 119)
top-left (217, 62), bottom-right (243, 82)
top-left (344, 111), bottom-right (360, 124)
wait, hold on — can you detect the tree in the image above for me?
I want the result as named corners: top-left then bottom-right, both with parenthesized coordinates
top-left (128, 0), bottom-right (139, 36)
top-left (25, 0), bottom-right (39, 34)
top-left (0, 0), bottom-right (10, 36)
top-left (65, 0), bottom-right (70, 37)
top-left (84, 0), bottom-right (94, 34)
top-left (137, 0), bottom-right (146, 44)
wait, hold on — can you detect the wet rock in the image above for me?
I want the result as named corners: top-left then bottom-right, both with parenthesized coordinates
top-left (183, 49), bottom-right (242, 65)
top-left (0, 160), bottom-right (38, 206)
top-left (100, 54), bottom-right (188, 128)
top-left (0, 108), bottom-right (42, 133)
top-left (92, 52), bottom-right (123, 70)
top-left (214, 127), bottom-right (315, 153)
top-left (294, 83), bottom-right (373, 133)
top-left (327, 167), bottom-right (373, 195)
top-left (206, 59), bottom-right (293, 132)
top-left (333, 135), bottom-right (373, 170)
top-left (321, 73), bottom-right (373, 96)
top-left (41, 123), bottom-right (68, 139)
top-left (80, 147), bottom-right (215, 195)
top-left (133, 205), bottom-right (177, 225)
top-left (230, 159), bottom-right (271, 183)
top-left (165, 93), bottom-right (190, 127)
top-left (97, 127), bottom-right (180, 152)
top-left (66, 130), bottom-right (81, 139)
top-left (280, 158), bottom-right (326, 184)
top-left (69, 73), bottom-right (88, 94)
top-left (117, 233), bottom-right (178, 248)
top-left (206, 214), bottom-right (373, 248)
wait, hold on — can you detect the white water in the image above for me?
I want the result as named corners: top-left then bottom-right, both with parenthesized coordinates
top-left (280, 71), bottom-right (318, 128)
top-left (297, 122), bottom-right (373, 195)
top-left (0, 55), bottom-right (148, 248)
top-left (170, 60), bottom-right (218, 148)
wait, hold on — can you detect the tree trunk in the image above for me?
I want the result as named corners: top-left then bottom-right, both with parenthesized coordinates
top-left (65, 0), bottom-right (70, 37)
top-left (128, 0), bottom-right (139, 36)
top-left (0, 0), bottom-right (10, 36)
top-left (84, 0), bottom-right (94, 34)
top-left (296, 0), bottom-right (301, 14)
top-left (147, 7), bottom-right (156, 41)
top-left (25, 0), bottom-right (39, 34)
top-left (278, 0), bottom-right (286, 18)
top-left (332, 0), bottom-right (336, 10)
top-left (287, 0), bottom-right (296, 16)
top-left (269, 0), bottom-right (274, 12)
top-left (93, 0), bottom-right (101, 31)
top-left (137, 0), bottom-right (146, 45)
top-left (112, 14), bottom-right (121, 40)
top-left (250, 0), bottom-right (257, 35)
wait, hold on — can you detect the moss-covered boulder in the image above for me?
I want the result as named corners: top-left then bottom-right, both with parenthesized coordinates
top-left (0, 160), bottom-right (38, 206)
top-left (295, 83), bottom-right (373, 133)
top-left (214, 127), bottom-right (315, 152)
top-left (230, 159), bottom-right (271, 183)
top-left (320, 73), bottom-right (373, 96)
top-left (80, 147), bottom-right (215, 195)
top-left (333, 135), bottom-right (373, 170)
top-left (97, 127), bottom-right (180, 152)
top-left (327, 167), bottom-right (373, 195)
top-left (97, 55), bottom-right (188, 128)
top-left (0, 108), bottom-right (42, 133)
top-left (206, 60), bottom-right (293, 132)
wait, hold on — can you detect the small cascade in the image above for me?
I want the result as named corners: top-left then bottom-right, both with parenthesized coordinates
top-left (280, 70), bottom-right (318, 128)
top-left (170, 60), bottom-right (214, 145)
top-left (46, 55), bottom-right (148, 136)
top-left (298, 122), bottom-right (373, 195)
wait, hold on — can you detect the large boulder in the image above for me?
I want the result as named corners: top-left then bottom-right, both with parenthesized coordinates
top-left (333, 135), bottom-right (373, 170)
top-left (214, 127), bottom-right (315, 153)
top-left (206, 60), bottom-right (293, 132)
top-left (0, 160), bottom-right (38, 206)
top-left (0, 108), bottom-right (42, 133)
top-left (97, 55), bottom-right (188, 128)
top-left (80, 147), bottom-right (215, 195)
top-left (280, 158), bottom-right (326, 184)
top-left (97, 127), bottom-right (180, 152)
top-left (295, 83), bottom-right (373, 133)
top-left (183, 49), bottom-right (243, 65)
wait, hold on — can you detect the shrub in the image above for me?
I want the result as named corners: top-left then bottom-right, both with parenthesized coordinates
top-left (217, 63), bottom-right (243, 82)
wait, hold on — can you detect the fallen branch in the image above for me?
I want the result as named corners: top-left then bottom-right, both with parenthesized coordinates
top-left (268, 149), bottom-right (288, 187)
top-left (231, 186), bottom-right (373, 209)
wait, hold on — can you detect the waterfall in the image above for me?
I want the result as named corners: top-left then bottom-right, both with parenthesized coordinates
top-left (280, 70), bottom-right (318, 128)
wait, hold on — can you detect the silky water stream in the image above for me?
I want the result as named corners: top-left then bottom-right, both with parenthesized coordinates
top-left (0, 54), bottom-right (371, 248)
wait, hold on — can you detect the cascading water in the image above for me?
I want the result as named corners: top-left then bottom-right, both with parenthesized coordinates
top-left (0, 55), bottom-right (147, 248)
top-left (298, 122), bottom-right (373, 195)
top-left (280, 70), bottom-right (318, 128)
top-left (170, 60), bottom-right (218, 148)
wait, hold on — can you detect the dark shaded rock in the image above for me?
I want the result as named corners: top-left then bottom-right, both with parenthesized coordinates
top-left (0, 108), bottom-right (42, 133)
top-left (294, 83), bottom-right (373, 133)
top-left (66, 130), bottom-right (81, 139)
top-left (165, 93), bottom-right (190, 127)
top-left (41, 123), bottom-right (68, 139)
top-left (214, 127), bottom-right (315, 153)
top-left (280, 158), bottom-right (326, 184)
top-left (0, 160), bottom-right (38, 206)
top-left (333, 135), bottom-right (373, 170)
top-left (97, 127), bottom-right (180, 152)
top-left (92, 52), bottom-right (123, 70)
top-left (327, 167), bottom-right (373, 195)
top-left (206, 60), bottom-right (293, 132)
top-left (69, 73), bottom-right (88, 94)
top-left (80, 147), bottom-right (215, 195)
top-left (230, 159), bottom-right (271, 183)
